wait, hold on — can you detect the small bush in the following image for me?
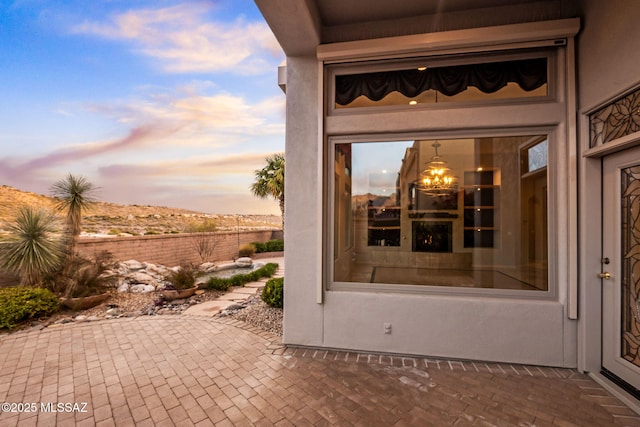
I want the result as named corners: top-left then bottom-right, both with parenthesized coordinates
top-left (230, 274), bottom-right (245, 287)
top-left (205, 263), bottom-right (279, 291)
top-left (266, 239), bottom-right (284, 252)
top-left (186, 218), bottom-right (218, 233)
top-left (44, 251), bottom-right (118, 298)
top-left (261, 278), bottom-right (283, 308)
top-left (251, 241), bottom-right (267, 253)
top-left (165, 263), bottom-right (199, 290)
top-left (250, 240), bottom-right (284, 253)
top-left (238, 243), bottom-right (256, 257)
top-left (205, 277), bottom-right (231, 291)
top-left (0, 287), bottom-right (60, 329)
top-left (259, 263), bottom-right (278, 278)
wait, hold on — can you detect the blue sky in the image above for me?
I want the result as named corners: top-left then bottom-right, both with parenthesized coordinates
top-left (0, 0), bottom-right (285, 214)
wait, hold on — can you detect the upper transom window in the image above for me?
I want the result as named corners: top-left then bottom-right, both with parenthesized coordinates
top-left (332, 56), bottom-right (549, 110)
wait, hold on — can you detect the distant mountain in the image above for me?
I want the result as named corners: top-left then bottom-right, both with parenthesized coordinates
top-left (0, 185), bottom-right (281, 239)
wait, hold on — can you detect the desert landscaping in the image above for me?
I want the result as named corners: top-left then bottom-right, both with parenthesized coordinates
top-left (0, 184), bottom-right (284, 335)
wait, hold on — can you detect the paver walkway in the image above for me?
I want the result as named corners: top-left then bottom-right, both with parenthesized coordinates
top-left (184, 259), bottom-right (284, 317)
top-left (1, 257), bottom-right (640, 426)
top-left (1, 314), bottom-right (640, 426)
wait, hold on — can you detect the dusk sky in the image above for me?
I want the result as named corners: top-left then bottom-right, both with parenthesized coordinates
top-left (0, 0), bottom-right (286, 215)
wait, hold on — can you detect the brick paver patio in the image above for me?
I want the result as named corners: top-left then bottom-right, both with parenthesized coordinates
top-left (1, 315), bottom-right (639, 426)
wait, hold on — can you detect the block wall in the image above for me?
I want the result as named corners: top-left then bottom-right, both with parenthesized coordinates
top-left (76, 230), bottom-right (281, 266)
top-left (0, 230), bottom-right (282, 286)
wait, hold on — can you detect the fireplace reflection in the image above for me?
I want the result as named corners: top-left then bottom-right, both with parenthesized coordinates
top-left (413, 221), bottom-right (453, 252)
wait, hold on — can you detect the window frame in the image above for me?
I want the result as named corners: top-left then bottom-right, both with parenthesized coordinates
top-left (326, 128), bottom-right (559, 301)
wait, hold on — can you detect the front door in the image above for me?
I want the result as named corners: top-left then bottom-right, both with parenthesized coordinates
top-left (602, 147), bottom-right (640, 394)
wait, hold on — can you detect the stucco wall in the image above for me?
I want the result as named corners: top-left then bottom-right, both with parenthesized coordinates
top-left (577, 0), bottom-right (640, 111)
top-left (282, 56), bottom-right (325, 346)
top-left (575, 0), bottom-right (640, 373)
top-left (281, 21), bottom-right (580, 366)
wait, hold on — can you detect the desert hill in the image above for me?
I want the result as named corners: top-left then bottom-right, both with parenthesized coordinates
top-left (0, 185), bottom-right (281, 239)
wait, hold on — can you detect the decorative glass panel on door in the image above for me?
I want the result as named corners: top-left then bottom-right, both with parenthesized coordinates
top-left (621, 165), bottom-right (640, 366)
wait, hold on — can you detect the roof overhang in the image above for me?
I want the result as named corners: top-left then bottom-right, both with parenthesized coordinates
top-left (255, 0), bottom-right (580, 57)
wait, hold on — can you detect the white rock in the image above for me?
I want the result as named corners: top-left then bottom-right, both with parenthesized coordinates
top-left (126, 272), bottom-right (158, 286)
top-left (200, 262), bottom-right (217, 272)
top-left (216, 263), bottom-right (236, 271)
top-left (144, 263), bottom-right (170, 277)
top-left (106, 308), bottom-right (121, 316)
top-left (117, 283), bottom-right (130, 293)
top-left (121, 260), bottom-right (144, 270)
top-left (74, 315), bottom-right (87, 322)
top-left (101, 269), bottom-right (118, 278)
top-left (129, 284), bottom-right (155, 294)
top-left (235, 257), bottom-right (253, 267)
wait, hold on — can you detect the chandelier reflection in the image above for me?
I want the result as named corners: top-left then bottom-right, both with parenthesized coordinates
top-left (417, 141), bottom-right (458, 196)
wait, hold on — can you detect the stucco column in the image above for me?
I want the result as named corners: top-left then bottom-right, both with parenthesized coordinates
top-left (283, 56), bottom-right (325, 345)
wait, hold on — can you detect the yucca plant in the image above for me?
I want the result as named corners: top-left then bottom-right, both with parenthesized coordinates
top-left (50, 173), bottom-right (97, 297)
top-left (0, 206), bottom-right (64, 286)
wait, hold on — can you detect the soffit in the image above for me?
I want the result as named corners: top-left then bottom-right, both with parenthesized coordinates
top-left (316, 0), bottom-right (545, 27)
top-left (255, 0), bottom-right (578, 56)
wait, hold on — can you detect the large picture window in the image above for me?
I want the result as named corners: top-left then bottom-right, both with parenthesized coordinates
top-left (332, 135), bottom-right (549, 291)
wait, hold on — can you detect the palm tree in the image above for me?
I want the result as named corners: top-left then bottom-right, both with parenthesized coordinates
top-left (0, 206), bottom-right (64, 286)
top-left (50, 173), bottom-right (97, 296)
top-left (250, 153), bottom-right (285, 229)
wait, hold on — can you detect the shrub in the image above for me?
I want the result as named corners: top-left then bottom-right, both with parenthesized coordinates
top-left (259, 263), bottom-right (278, 278)
top-left (0, 287), bottom-right (60, 329)
top-left (205, 277), bottom-right (231, 291)
top-left (266, 239), bottom-right (284, 252)
top-left (45, 251), bottom-right (118, 298)
top-left (186, 218), bottom-right (218, 233)
top-left (165, 263), bottom-right (199, 290)
top-left (251, 241), bottom-right (267, 253)
top-left (230, 274), bottom-right (245, 287)
top-left (193, 233), bottom-right (217, 263)
top-left (205, 263), bottom-right (279, 291)
top-left (238, 243), bottom-right (256, 257)
top-left (250, 240), bottom-right (284, 253)
top-left (261, 277), bottom-right (283, 308)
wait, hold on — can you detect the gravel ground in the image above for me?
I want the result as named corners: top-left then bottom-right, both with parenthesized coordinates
top-left (220, 293), bottom-right (283, 336)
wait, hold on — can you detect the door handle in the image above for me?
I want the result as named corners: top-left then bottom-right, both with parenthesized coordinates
top-left (598, 272), bottom-right (611, 280)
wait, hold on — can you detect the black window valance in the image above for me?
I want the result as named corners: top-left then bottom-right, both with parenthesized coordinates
top-left (335, 58), bottom-right (547, 106)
